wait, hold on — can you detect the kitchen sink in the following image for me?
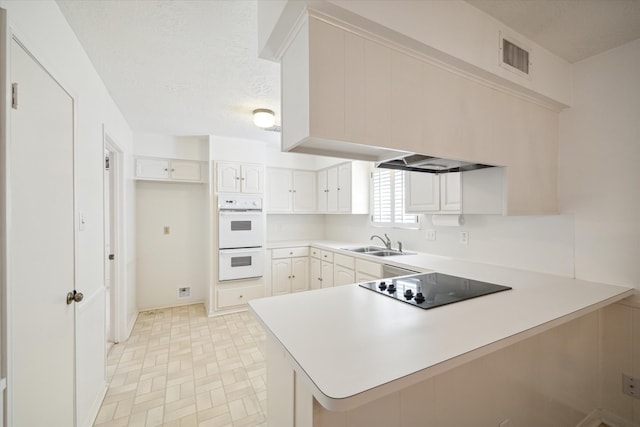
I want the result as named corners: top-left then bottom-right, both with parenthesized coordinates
top-left (343, 247), bottom-right (414, 257)
top-left (344, 246), bottom-right (386, 253)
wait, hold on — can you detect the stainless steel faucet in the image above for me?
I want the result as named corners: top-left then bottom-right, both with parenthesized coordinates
top-left (370, 233), bottom-right (392, 250)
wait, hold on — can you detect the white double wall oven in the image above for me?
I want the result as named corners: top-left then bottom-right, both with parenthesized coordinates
top-left (218, 195), bottom-right (264, 281)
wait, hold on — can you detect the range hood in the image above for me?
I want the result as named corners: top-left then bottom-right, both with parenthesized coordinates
top-left (376, 154), bottom-right (494, 174)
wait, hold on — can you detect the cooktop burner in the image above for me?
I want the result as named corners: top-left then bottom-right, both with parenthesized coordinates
top-left (359, 272), bottom-right (512, 310)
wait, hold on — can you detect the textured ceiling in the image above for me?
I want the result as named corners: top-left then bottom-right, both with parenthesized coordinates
top-left (466, 0), bottom-right (640, 63)
top-left (56, 0), bottom-right (640, 142)
top-left (57, 0), bottom-right (281, 142)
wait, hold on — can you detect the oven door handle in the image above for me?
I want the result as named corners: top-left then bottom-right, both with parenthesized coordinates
top-left (219, 247), bottom-right (263, 254)
top-left (219, 210), bottom-right (262, 217)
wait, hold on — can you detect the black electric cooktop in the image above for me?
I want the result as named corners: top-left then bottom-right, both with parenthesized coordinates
top-left (359, 272), bottom-right (512, 310)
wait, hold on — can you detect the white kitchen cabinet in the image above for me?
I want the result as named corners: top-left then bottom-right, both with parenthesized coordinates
top-left (216, 161), bottom-right (263, 194)
top-left (135, 158), bottom-right (204, 183)
top-left (355, 258), bottom-right (382, 283)
top-left (271, 247), bottom-right (309, 295)
top-left (406, 168), bottom-right (503, 214)
top-left (333, 253), bottom-right (355, 286)
top-left (216, 284), bottom-right (264, 309)
top-left (317, 161), bottom-right (370, 214)
top-left (309, 247), bottom-right (335, 289)
top-left (280, 13), bottom-right (559, 215)
top-left (405, 172), bottom-right (461, 213)
top-left (266, 168), bottom-right (316, 213)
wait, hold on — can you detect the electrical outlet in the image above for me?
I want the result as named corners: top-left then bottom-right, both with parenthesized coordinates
top-left (459, 231), bottom-right (469, 245)
top-left (623, 373), bottom-right (639, 399)
top-left (178, 287), bottom-right (191, 299)
top-left (426, 229), bottom-right (436, 241)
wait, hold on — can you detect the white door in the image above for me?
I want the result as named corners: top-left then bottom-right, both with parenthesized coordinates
top-left (266, 168), bottom-right (292, 212)
top-left (104, 151), bottom-right (114, 352)
top-left (440, 172), bottom-right (462, 212)
top-left (337, 163), bottom-right (352, 212)
top-left (334, 265), bottom-right (355, 286)
top-left (321, 261), bottom-right (334, 288)
top-left (309, 257), bottom-right (322, 290)
top-left (326, 166), bottom-right (338, 212)
top-left (316, 169), bottom-right (328, 212)
top-left (171, 160), bottom-right (201, 181)
top-left (405, 171), bottom-right (440, 212)
top-left (217, 161), bottom-right (241, 193)
top-left (292, 170), bottom-right (316, 212)
top-left (241, 164), bottom-right (263, 193)
top-left (135, 158), bottom-right (169, 179)
top-left (271, 259), bottom-right (292, 295)
top-left (291, 257), bottom-right (309, 292)
top-left (9, 38), bottom-right (76, 426)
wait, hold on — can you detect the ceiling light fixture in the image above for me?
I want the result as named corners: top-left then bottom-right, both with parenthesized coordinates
top-left (252, 109), bottom-right (275, 128)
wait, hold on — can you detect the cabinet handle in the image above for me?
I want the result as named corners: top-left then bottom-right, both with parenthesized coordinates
top-left (337, 187), bottom-right (341, 191)
top-left (236, 177), bottom-right (240, 180)
top-left (289, 189), bottom-right (292, 192)
top-left (239, 295), bottom-right (243, 299)
top-left (292, 275), bottom-right (295, 278)
top-left (241, 177), bottom-right (245, 181)
top-left (319, 278), bottom-right (323, 281)
top-left (171, 169), bottom-right (175, 172)
top-left (290, 252), bottom-right (293, 255)
top-left (288, 275), bottom-right (291, 279)
top-left (164, 168), bottom-right (168, 171)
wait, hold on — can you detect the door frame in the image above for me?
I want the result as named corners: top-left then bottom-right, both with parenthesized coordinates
top-left (1, 19), bottom-right (80, 426)
top-left (102, 126), bottom-right (126, 345)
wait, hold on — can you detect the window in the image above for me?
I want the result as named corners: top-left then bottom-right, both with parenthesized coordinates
top-left (371, 169), bottom-right (419, 228)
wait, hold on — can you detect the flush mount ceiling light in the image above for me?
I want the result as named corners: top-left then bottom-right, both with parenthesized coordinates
top-left (252, 109), bottom-right (275, 128)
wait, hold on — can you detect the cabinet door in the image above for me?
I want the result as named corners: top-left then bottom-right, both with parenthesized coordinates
top-left (309, 257), bottom-right (322, 290)
top-left (267, 169), bottom-right (293, 212)
top-left (440, 172), bottom-right (461, 212)
top-left (337, 163), bottom-right (352, 213)
top-left (217, 162), bottom-right (241, 193)
top-left (136, 158), bottom-right (170, 180)
top-left (242, 164), bottom-right (264, 193)
top-left (321, 261), bottom-right (334, 288)
top-left (326, 166), bottom-right (338, 212)
top-left (271, 259), bottom-right (292, 296)
top-left (405, 171), bottom-right (440, 212)
top-left (291, 257), bottom-right (309, 292)
top-left (334, 265), bottom-right (355, 286)
top-left (170, 160), bottom-right (201, 181)
top-left (317, 169), bottom-right (328, 213)
top-left (292, 170), bottom-right (316, 212)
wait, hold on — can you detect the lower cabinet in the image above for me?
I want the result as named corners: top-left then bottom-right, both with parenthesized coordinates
top-left (333, 253), bottom-right (355, 286)
top-left (217, 285), bottom-right (264, 309)
top-left (355, 258), bottom-right (382, 283)
top-left (272, 247), bottom-right (310, 295)
top-left (310, 247), bottom-right (334, 289)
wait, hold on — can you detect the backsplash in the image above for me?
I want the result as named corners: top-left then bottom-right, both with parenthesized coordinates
top-left (266, 214), bottom-right (326, 242)
top-left (323, 214), bottom-right (575, 277)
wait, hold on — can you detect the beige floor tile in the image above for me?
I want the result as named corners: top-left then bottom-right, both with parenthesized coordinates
top-left (95, 304), bottom-right (267, 427)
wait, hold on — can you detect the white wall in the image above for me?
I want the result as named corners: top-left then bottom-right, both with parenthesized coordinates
top-left (559, 38), bottom-right (640, 290)
top-left (266, 214), bottom-right (325, 242)
top-left (558, 38), bottom-right (640, 424)
top-left (324, 214), bottom-right (575, 276)
top-left (135, 133), bottom-right (209, 161)
top-left (136, 181), bottom-right (207, 310)
top-left (0, 1), bottom-right (134, 426)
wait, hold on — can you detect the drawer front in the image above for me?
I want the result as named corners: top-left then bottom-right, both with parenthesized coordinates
top-left (333, 253), bottom-right (354, 269)
top-left (320, 250), bottom-right (334, 262)
top-left (272, 247), bottom-right (309, 259)
top-left (310, 247), bottom-right (322, 259)
top-left (356, 272), bottom-right (379, 283)
top-left (217, 285), bottom-right (264, 308)
top-left (356, 259), bottom-right (382, 277)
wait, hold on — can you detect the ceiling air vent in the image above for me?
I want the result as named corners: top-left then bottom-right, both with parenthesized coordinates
top-left (500, 33), bottom-right (531, 78)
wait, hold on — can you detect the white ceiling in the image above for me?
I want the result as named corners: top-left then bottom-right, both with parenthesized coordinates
top-left (466, 0), bottom-right (640, 63)
top-left (56, 0), bottom-right (281, 142)
top-left (56, 0), bottom-right (640, 140)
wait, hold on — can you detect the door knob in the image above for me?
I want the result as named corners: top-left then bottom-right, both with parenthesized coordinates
top-left (108, 254), bottom-right (115, 260)
top-left (66, 290), bottom-right (84, 305)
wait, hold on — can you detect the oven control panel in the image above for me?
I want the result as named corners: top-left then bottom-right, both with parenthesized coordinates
top-left (218, 195), bottom-right (262, 210)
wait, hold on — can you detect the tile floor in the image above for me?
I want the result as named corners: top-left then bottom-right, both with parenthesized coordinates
top-left (93, 304), bottom-right (267, 427)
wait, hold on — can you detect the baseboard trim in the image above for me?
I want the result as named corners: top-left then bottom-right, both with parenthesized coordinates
top-left (83, 382), bottom-right (108, 427)
top-left (577, 408), bottom-right (637, 427)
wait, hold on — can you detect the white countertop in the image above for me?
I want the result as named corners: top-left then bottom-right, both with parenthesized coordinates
top-left (251, 241), bottom-right (635, 411)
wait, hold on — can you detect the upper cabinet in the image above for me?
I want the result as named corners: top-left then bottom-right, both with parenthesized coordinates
top-left (135, 157), bottom-right (204, 183)
top-left (266, 168), bottom-right (316, 213)
top-left (406, 168), bottom-right (504, 215)
top-left (279, 13), bottom-right (560, 215)
top-left (316, 161), bottom-right (370, 214)
top-left (216, 161), bottom-right (264, 194)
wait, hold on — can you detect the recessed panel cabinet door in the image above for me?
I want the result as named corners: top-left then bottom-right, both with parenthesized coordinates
top-left (271, 259), bottom-right (292, 295)
top-left (337, 163), bottom-right (352, 212)
top-left (292, 170), bottom-right (316, 212)
top-left (317, 169), bottom-right (328, 212)
top-left (326, 166), bottom-right (338, 212)
top-left (291, 257), bottom-right (309, 292)
top-left (10, 38), bottom-right (76, 426)
top-left (310, 257), bottom-right (322, 290)
top-left (405, 171), bottom-right (440, 212)
top-left (171, 160), bottom-right (201, 181)
top-left (321, 261), bottom-right (334, 288)
top-left (136, 158), bottom-right (170, 179)
top-left (217, 162), bottom-right (241, 193)
top-left (266, 168), bottom-right (293, 212)
top-left (241, 164), bottom-right (264, 194)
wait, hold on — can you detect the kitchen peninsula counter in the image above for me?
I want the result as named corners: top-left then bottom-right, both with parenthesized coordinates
top-left (251, 242), bottom-right (634, 424)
